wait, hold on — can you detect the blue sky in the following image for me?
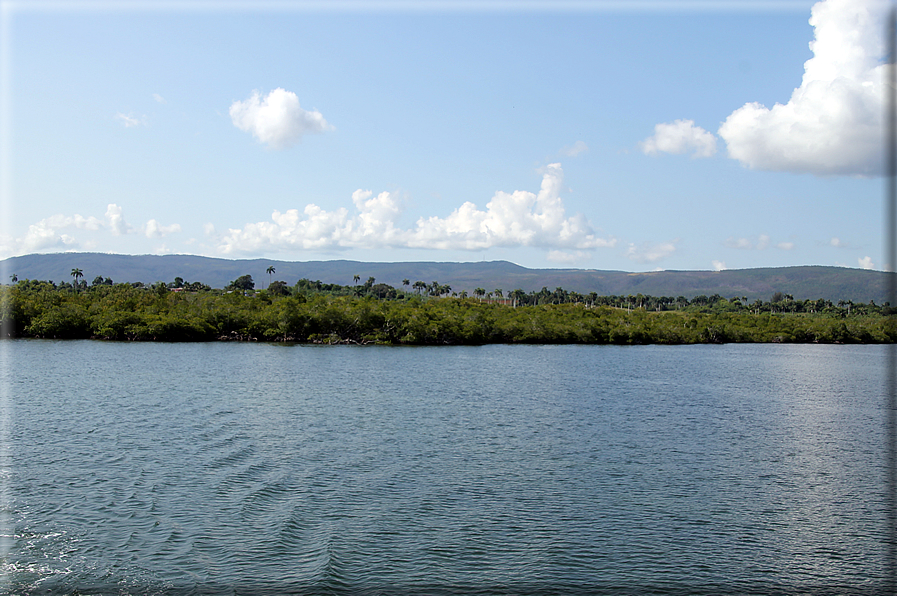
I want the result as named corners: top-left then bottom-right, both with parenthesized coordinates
top-left (0, 0), bottom-right (886, 272)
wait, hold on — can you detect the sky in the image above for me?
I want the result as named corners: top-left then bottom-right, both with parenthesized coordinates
top-left (0, 0), bottom-right (889, 272)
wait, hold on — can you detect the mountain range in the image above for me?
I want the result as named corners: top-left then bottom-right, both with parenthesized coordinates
top-left (1, 252), bottom-right (891, 303)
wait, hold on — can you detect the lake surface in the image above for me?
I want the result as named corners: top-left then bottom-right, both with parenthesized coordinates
top-left (0, 341), bottom-right (890, 595)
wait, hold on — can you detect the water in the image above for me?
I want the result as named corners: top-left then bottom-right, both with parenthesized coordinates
top-left (0, 341), bottom-right (889, 594)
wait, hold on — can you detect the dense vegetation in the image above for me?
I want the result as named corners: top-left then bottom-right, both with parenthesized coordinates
top-left (1, 273), bottom-right (893, 344)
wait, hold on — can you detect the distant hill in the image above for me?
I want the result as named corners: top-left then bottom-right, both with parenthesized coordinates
top-left (1, 252), bottom-right (891, 303)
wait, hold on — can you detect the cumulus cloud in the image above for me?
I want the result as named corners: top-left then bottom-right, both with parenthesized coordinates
top-left (718, 0), bottom-right (885, 176)
top-left (777, 242), bottom-right (795, 250)
top-left (640, 119), bottom-right (717, 158)
top-left (217, 163), bottom-right (615, 257)
top-left (712, 260), bottom-right (727, 271)
top-left (105, 204), bottom-right (132, 235)
top-left (858, 256), bottom-right (874, 269)
top-left (560, 141), bottom-right (589, 157)
top-left (153, 93), bottom-right (166, 104)
top-left (19, 214), bottom-right (100, 253)
top-left (624, 240), bottom-right (678, 263)
top-left (6, 204), bottom-right (146, 256)
top-left (230, 88), bottom-right (332, 149)
top-left (144, 219), bottom-right (182, 239)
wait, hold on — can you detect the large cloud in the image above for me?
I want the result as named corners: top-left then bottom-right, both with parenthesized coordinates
top-left (230, 88), bottom-right (332, 150)
top-left (217, 163), bottom-right (615, 256)
top-left (718, 0), bottom-right (885, 176)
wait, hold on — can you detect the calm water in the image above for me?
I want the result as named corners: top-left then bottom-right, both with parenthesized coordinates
top-left (0, 341), bottom-right (889, 595)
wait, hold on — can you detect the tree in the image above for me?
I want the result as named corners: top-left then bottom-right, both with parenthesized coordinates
top-left (267, 266), bottom-right (276, 285)
top-left (474, 287), bottom-right (485, 301)
top-left (268, 280), bottom-right (289, 296)
top-left (9, 274), bottom-right (17, 284)
top-left (71, 268), bottom-right (83, 292)
top-left (228, 274), bottom-right (255, 294)
top-left (353, 274), bottom-right (360, 286)
top-left (413, 281), bottom-right (426, 295)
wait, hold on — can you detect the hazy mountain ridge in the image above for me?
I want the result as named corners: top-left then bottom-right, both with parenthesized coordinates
top-left (1, 252), bottom-right (890, 303)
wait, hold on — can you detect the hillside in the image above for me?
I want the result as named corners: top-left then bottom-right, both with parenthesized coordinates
top-left (1, 252), bottom-right (891, 303)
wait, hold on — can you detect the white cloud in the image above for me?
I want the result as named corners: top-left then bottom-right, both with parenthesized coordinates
top-left (858, 255), bottom-right (874, 269)
top-left (19, 215), bottom-right (94, 253)
top-left (105, 204), bottom-right (132, 236)
top-left (217, 163), bottom-right (615, 257)
top-left (153, 93), bottom-right (166, 104)
top-left (725, 237), bottom-right (754, 249)
top-left (830, 236), bottom-right (849, 247)
top-left (560, 141), bottom-right (589, 157)
top-left (144, 219), bottom-right (182, 239)
top-left (712, 260), bottom-right (727, 271)
top-left (624, 240), bottom-right (677, 263)
top-left (718, 0), bottom-right (885, 176)
top-left (640, 119), bottom-right (717, 158)
top-left (230, 88), bottom-right (332, 150)
top-left (547, 250), bottom-right (589, 263)
top-left (115, 112), bottom-right (144, 128)
top-left (724, 234), bottom-right (792, 250)
top-left (3, 204), bottom-right (157, 257)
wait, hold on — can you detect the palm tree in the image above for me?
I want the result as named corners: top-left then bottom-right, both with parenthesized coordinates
top-left (9, 274), bottom-right (16, 284)
top-left (267, 266), bottom-right (275, 285)
top-left (353, 274), bottom-right (360, 286)
top-left (71, 268), bottom-right (83, 292)
top-left (474, 287), bottom-right (485, 301)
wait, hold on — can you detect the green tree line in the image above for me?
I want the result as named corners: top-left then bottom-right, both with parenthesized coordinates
top-left (1, 274), bottom-right (893, 344)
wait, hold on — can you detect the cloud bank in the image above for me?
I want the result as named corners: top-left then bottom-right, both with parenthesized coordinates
top-left (217, 163), bottom-right (615, 257)
top-left (230, 88), bottom-right (332, 150)
top-left (1, 205), bottom-right (180, 256)
top-left (718, 0), bottom-right (885, 176)
top-left (724, 234), bottom-right (794, 251)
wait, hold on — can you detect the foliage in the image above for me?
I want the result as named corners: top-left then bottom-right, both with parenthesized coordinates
top-left (0, 278), bottom-right (893, 344)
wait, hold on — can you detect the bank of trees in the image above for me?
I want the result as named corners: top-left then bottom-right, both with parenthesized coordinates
top-left (0, 275), bottom-right (893, 344)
